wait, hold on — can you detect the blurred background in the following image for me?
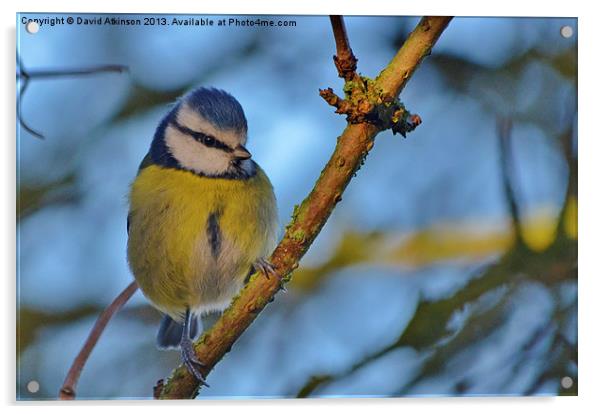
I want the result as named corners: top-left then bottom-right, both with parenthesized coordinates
top-left (16, 14), bottom-right (577, 399)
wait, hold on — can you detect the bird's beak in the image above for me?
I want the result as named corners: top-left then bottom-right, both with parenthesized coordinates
top-left (233, 145), bottom-right (252, 160)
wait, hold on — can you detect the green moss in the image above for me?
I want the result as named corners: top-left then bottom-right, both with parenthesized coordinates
top-left (285, 204), bottom-right (302, 231)
top-left (291, 230), bottom-right (307, 243)
top-left (292, 203), bottom-right (300, 218)
top-left (281, 272), bottom-right (293, 284)
top-left (160, 367), bottom-right (188, 397)
top-left (343, 80), bottom-right (358, 96)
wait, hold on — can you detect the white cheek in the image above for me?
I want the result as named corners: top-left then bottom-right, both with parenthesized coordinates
top-left (165, 126), bottom-right (231, 175)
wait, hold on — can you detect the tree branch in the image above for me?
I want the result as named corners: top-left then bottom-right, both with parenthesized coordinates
top-left (329, 16), bottom-right (358, 81)
top-left (496, 117), bottom-right (526, 249)
top-left (16, 56), bottom-right (128, 139)
top-left (157, 16), bottom-right (452, 399)
top-left (16, 64), bottom-right (128, 80)
top-left (556, 115), bottom-right (577, 238)
top-left (58, 281), bottom-right (138, 400)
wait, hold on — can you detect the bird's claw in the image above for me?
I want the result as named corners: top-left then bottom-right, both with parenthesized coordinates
top-left (253, 257), bottom-right (277, 279)
top-left (180, 338), bottom-right (209, 387)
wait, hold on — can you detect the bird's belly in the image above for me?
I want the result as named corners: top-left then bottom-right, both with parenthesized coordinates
top-left (127, 165), bottom-right (277, 321)
top-left (187, 230), bottom-right (251, 311)
top-left (129, 205), bottom-right (258, 319)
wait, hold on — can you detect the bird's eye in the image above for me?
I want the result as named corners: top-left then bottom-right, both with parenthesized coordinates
top-left (204, 135), bottom-right (216, 147)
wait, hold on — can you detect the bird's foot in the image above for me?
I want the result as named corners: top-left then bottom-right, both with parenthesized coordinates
top-left (180, 337), bottom-right (209, 387)
top-left (253, 257), bottom-right (277, 279)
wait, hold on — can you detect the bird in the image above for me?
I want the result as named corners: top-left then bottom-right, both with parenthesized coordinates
top-left (126, 87), bottom-right (279, 384)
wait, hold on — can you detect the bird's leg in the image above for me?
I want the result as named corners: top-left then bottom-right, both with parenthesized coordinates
top-left (180, 309), bottom-right (209, 387)
top-left (253, 257), bottom-right (278, 279)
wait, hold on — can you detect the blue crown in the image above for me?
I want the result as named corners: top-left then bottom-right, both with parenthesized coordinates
top-left (183, 87), bottom-right (247, 132)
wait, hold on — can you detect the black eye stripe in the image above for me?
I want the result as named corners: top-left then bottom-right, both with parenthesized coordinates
top-left (171, 121), bottom-right (232, 152)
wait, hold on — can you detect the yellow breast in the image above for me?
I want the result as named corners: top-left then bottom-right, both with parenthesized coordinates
top-left (127, 164), bottom-right (277, 320)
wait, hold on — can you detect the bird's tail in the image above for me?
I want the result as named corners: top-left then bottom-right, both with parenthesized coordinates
top-left (156, 314), bottom-right (202, 350)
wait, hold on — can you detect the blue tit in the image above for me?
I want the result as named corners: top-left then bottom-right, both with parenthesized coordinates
top-left (127, 87), bottom-right (278, 383)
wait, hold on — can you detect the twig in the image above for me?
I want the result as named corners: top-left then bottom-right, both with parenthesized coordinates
top-left (496, 117), bottom-right (525, 248)
top-left (16, 57), bottom-right (128, 139)
top-left (17, 79), bottom-right (44, 139)
top-left (556, 116), bottom-right (577, 237)
top-left (329, 16), bottom-right (358, 81)
top-left (16, 64), bottom-right (128, 80)
top-left (17, 56), bottom-right (44, 139)
top-left (157, 16), bottom-right (452, 399)
top-left (319, 16), bottom-right (431, 136)
top-left (58, 281), bottom-right (138, 400)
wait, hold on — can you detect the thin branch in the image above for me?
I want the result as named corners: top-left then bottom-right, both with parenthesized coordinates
top-left (16, 55), bottom-right (44, 139)
top-left (329, 16), bottom-right (358, 81)
top-left (320, 16), bottom-right (431, 136)
top-left (16, 57), bottom-right (128, 139)
top-left (496, 116), bottom-right (526, 249)
top-left (157, 16), bottom-right (452, 399)
top-left (556, 110), bottom-right (577, 237)
top-left (16, 64), bottom-right (128, 80)
top-left (58, 281), bottom-right (138, 400)
top-left (17, 78), bottom-right (44, 139)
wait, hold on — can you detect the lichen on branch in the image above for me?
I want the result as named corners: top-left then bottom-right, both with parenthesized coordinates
top-left (320, 17), bottom-right (423, 137)
top-left (319, 77), bottom-right (422, 137)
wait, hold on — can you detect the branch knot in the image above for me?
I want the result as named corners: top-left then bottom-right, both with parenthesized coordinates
top-left (319, 75), bottom-right (422, 137)
top-left (333, 52), bottom-right (358, 81)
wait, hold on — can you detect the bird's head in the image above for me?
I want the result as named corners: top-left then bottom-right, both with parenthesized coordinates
top-left (151, 87), bottom-right (254, 178)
